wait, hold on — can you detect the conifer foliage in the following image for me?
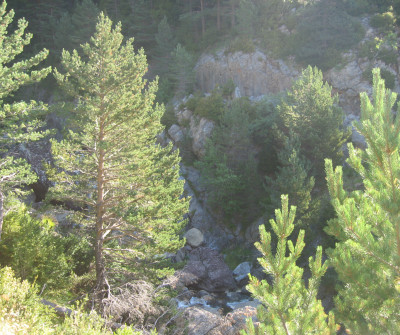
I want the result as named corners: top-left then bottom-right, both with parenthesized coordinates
top-left (50, 14), bottom-right (189, 295)
top-left (0, 0), bottom-right (51, 240)
top-left (242, 195), bottom-right (336, 335)
top-left (325, 68), bottom-right (400, 334)
top-left (278, 66), bottom-right (350, 180)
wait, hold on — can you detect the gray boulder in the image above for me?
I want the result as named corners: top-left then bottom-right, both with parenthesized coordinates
top-left (178, 247), bottom-right (236, 292)
top-left (168, 124), bottom-right (185, 144)
top-left (233, 262), bottom-right (252, 283)
top-left (185, 228), bottom-right (204, 247)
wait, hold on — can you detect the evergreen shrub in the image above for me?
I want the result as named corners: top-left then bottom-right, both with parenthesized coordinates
top-left (225, 37), bottom-right (256, 55)
top-left (0, 266), bottom-right (56, 334)
top-left (160, 104), bottom-right (178, 129)
top-left (0, 205), bottom-right (93, 295)
top-left (377, 47), bottom-right (398, 66)
top-left (370, 11), bottom-right (396, 32)
top-left (362, 67), bottom-right (395, 89)
top-left (185, 91), bottom-right (224, 122)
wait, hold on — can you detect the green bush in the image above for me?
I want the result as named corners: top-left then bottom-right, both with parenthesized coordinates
top-left (185, 91), bottom-right (224, 122)
top-left (195, 98), bottom-right (265, 226)
top-left (377, 47), bottom-right (398, 66)
top-left (370, 11), bottom-right (396, 32)
top-left (0, 266), bottom-right (56, 334)
top-left (0, 205), bottom-right (93, 296)
top-left (225, 37), bottom-right (256, 55)
top-left (261, 29), bottom-right (294, 59)
top-left (221, 78), bottom-right (236, 98)
top-left (340, 0), bottom-right (375, 16)
top-left (363, 67), bottom-right (395, 89)
top-left (359, 38), bottom-right (398, 65)
top-left (0, 267), bottom-right (145, 335)
top-left (222, 245), bottom-right (254, 270)
top-left (160, 104), bottom-right (178, 129)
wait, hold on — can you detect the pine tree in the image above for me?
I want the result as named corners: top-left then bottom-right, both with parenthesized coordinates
top-left (153, 16), bottom-right (177, 102)
top-left (0, 1), bottom-right (51, 240)
top-left (170, 43), bottom-right (195, 98)
top-left (266, 132), bottom-right (315, 224)
top-left (195, 98), bottom-right (263, 224)
top-left (278, 66), bottom-right (350, 181)
top-left (242, 195), bottom-right (337, 335)
top-left (49, 13), bottom-right (189, 295)
top-left (325, 68), bottom-right (400, 334)
top-left (54, 0), bottom-right (100, 54)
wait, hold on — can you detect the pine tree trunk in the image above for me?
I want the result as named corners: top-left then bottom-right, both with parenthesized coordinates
top-left (0, 190), bottom-right (3, 241)
top-left (231, 2), bottom-right (236, 28)
top-left (95, 117), bottom-right (107, 296)
top-left (200, 0), bottom-right (206, 38)
top-left (217, 0), bottom-right (221, 31)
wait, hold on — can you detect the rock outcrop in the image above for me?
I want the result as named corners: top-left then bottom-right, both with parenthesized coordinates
top-left (177, 247), bottom-right (236, 293)
top-left (196, 50), bottom-right (299, 98)
top-left (174, 305), bottom-right (258, 335)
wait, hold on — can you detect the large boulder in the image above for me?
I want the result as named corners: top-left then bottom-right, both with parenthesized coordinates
top-left (178, 247), bottom-right (236, 292)
top-left (185, 228), bottom-right (204, 247)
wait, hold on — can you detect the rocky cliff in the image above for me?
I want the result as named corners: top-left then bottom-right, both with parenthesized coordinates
top-left (195, 17), bottom-right (400, 117)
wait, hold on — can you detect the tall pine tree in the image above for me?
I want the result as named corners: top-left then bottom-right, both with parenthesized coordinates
top-left (325, 68), bottom-right (400, 334)
top-left (49, 13), bottom-right (189, 296)
top-left (0, 0), bottom-right (51, 240)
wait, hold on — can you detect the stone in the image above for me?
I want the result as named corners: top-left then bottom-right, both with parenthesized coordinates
top-left (189, 116), bottom-right (214, 158)
top-left (177, 247), bottom-right (236, 292)
top-left (233, 262), bottom-right (252, 283)
top-left (168, 124), bottom-right (185, 144)
top-left (185, 228), bottom-right (204, 247)
top-left (174, 305), bottom-right (257, 335)
top-left (234, 86), bottom-right (241, 99)
top-left (352, 126), bottom-right (367, 149)
top-left (245, 216), bottom-right (267, 243)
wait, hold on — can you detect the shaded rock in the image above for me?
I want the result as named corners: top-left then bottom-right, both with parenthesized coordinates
top-left (168, 124), bottom-right (185, 144)
top-left (233, 262), bottom-right (252, 283)
top-left (245, 216), bottom-right (267, 244)
top-left (345, 114), bottom-right (367, 149)
top-left (185, 228), bottom-right (204, 247)
top-left (17, 140), bottom-right (53, 201)
top-left (178, 247), bottom-right (236, 292)
top-left (189, 116), bottom-right (214, 158)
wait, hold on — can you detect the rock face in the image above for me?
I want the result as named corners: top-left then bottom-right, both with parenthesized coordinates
top-left (174, 305), bottom-right (258, 335)
top-left (174, 107), bottom-right (215, 158)
top-left (196, 50), bottom-right (299, 98)
top-left (181, 164), bottom-right (235, 251)
top-left (177, 247), bottom-right (236, 292)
